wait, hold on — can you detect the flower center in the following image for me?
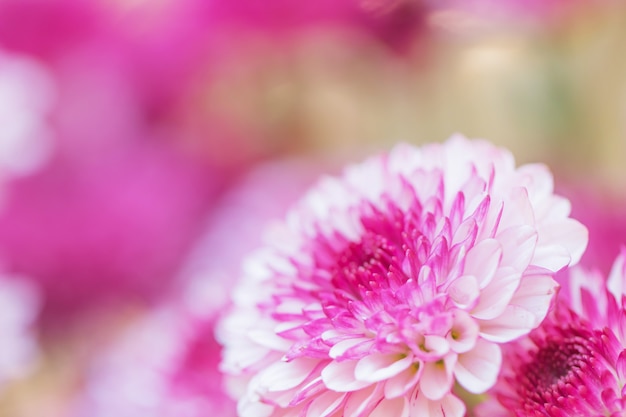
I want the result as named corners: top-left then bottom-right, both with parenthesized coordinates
top-left (278, 196), bottom-right (476, 363)
top-left (330, 229), bottom-right (409, 301)
top-left (506, 316), bottom-right (624, 416)
top-left (525, 336), bottom-right (590, 392)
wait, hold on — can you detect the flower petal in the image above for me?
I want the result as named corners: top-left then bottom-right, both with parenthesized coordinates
top-left (410, 390), bottom-right (466, 417)
top-left (478, 305), bottom-right (538, 343)
top-left (419, 355), bottom-right (455, 400)
top-left (370, 397), bottom-right (409, 417)
top-left (255, 358), bottom-right (319, 393)
top-left (454, 339), bottom-right (501, 393)
top-left (509, 274), bottom-right (558, 324)
top-left (497, 225), bottom-right (537, 272)
top-left (321, 360), bottom-right (372, 392)
top-left (463, 239), bottom-right (502, 288)
top-left (535, 218), bottom-right (588, 268)
top-left (354, 353), bottom-right (414, 383)
top-left (384, 362), bottom-right (423, 399)
top-left (471, 267), bottom-right (521, 320)
top-left (447, 274), bottom-right (480, 309)
top-left (448, 310), bottom-right (479, 354)
top-left (343, 384), bottom-right (383, 417)
top-left (305, 391), bottom-right (346, 417)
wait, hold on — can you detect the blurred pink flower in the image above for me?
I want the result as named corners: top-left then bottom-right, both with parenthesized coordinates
top-left (181, 157), bottom-right (334, 315)
top-left (476, 250), bottom-right (626, 416)
top-left (0, 142), bottom-right (222, 327)
top-left (71, 307), bottom-right (236, 417)
top-left (0, 48), bottom-right (55, 180)
top-left (559, 184), bottom-right (626, 275)
top-left (0, 274), bottom-right (39, 387)
top-left (0, 0), bottom-right (281, 327)
top-left (218, 135), bottom-right (587, 417)
top-left (206, 0), bottom-right (432, 54)
top-left (69, 157), bottom-right (332, 417)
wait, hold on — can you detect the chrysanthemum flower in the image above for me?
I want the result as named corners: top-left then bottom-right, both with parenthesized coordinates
top-left (218, 135), bottom-right (588, 417)
top-left (475, 251), bottom-right (626, 417)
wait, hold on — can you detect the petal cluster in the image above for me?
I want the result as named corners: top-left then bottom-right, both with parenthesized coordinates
top-left (476, 251), bottom-right (626, 416)
top-left (218, 135), bottom-right (588, 417)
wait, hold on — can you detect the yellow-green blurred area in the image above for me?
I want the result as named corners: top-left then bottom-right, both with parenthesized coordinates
top-left (208, 4), bottom-right (626, 187)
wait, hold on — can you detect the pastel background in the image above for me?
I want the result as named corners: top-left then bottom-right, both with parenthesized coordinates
top-left (0, 1), bottom-right (625, 415)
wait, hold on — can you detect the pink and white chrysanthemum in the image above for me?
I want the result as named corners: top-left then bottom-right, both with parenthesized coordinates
top-left (475, 251), bottom-right (626, 417)
top-left (218, 135), bottom-right (588, 417)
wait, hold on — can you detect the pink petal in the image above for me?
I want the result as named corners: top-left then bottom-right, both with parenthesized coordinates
top-left (410, 390), bottom-right (466, 417)
top-left (453, 339), bottom-right (501, 393)
top-left (616, 351), bottom-right (626, 382)
top-left (531, 244), bottom-right (571, 272)
top-left (370, 397), bottom-right (409, 417)
top-left (248, 328), bottom-right (293, 351)
top-left (343, 383), bottom-right (383, 417)
top-left (321, 360), bottom-right (372, 392)
top-left (256, 358), bottom-right (319, 393)
top-left (535, 218), bottom-right (588, 268)
top-left (304, 391), bottom-right (346, 417)
top-left (439, 393), bottom-right (466, 417)
top-left (447, 310), bottom-right (479, 354)
top-left (328, 337), bottom-right (371, 360)
top-left (354, 353), bottom-right (414, 383)
top-left (237, 396), bottom-right (274, 417)
top-left (463, 239), bottom-right (502, 289)
top-left (477, 305), bottom-right (538, 343)
top-left (419, 355), bottom-right (455, 400)
top-left (451, 217), bottom-right (477, 247)
top-left (509, 274), bottom-right (558, 324)
top-left (498, 187), bottom-right (535, 230)
top-left (515, 164), bottom-right (553, 201)
top-left (496, 225), bottom-right (537, 272)
top-left (471, 267), bottom-right (521, 320)
top-left (421, 335), bottom-right (451, 358)
top-left (607, 251), bottom-right (626, 302)
top-left (384, 362), bottom-right (423, 399)
top-left (477, 275), bottom-right (557, 342)
top-left (447, 274), bottom-right (480, 309)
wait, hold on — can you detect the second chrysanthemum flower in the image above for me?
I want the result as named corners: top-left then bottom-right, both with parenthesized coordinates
top-left (218, 135), bottom-right (588, 417)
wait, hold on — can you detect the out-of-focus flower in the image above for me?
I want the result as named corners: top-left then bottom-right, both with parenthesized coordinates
top-left (182, 157), bottom-right (334, 316)
top-left (476, 250), bottom-right (626, 416)
top-left (0, 142), bottom-right (221, 327)
top-left (0, 274), bottom-right (39, 388)
top-left (218, 135), bottom-right (587, 417)
top-left (0, 0), bottom-right (265, 327)
top-left (69, 156), bottom-right (331, 417)
top-left (206, 0), bottom-right (431, 54)
top-left (70, 307), bottom-right (236, 417)
top-left (0, 49), bottom-right (55, 179)
top-left (559, 184), bottom-right (626, 275)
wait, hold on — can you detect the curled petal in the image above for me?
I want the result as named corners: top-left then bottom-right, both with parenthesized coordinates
top-left (454, 339), bottom-right (501, 393)
top-left (420, 355), bottom-right (456, 400)
top-left (354, 353), bottom-right (414, 383)
top-left (448, 310), bottom-right (479, 354)
top-left (384, 362), bottom-right (423, 399)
